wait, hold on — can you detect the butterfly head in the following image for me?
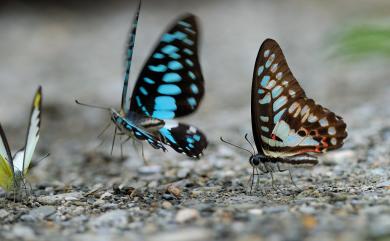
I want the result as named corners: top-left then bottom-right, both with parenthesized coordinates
top-left (110, 108), bottom-right (123, 126)
top-left (249, 154), bottom-right (267, 168)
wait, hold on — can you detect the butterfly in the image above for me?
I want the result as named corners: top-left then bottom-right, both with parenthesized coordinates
top-left (77, 2), bottom-right (207, 158)
top-left (222, 39), bottom-right (347, 188)
top-left (0, 86), bottom-right (42, 193)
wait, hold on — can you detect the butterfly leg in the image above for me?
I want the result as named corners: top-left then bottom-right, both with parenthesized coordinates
top-left (140, 142), bottom-right (150, 166)
top-left (255, 167), bottom-right (266, 195)
top-left (97, 122), bottom-right (112, 139)
top-left (21, 178), bottom-right (31, 198)
top-left (110, 127), bottom-right (118, 155)
top-left (247, 166), bottom-right (255, 195)
top-left (131, 139), bottom-right (149, 165)
top-left (258, 163), bottom-right (272, 195)
top-left (288, 169), bottom-right (300, 189)
top-left (276, 163), bottom-right (287, 172)
top-left (266, 164), bottom-right (282, 193)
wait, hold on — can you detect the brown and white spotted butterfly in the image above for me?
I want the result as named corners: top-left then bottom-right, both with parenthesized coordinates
top-left (248, 38), bottom-right (347, 172)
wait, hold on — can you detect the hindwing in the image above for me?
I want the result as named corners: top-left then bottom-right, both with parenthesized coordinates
top-left (251, 39), bottom-right (347, 157)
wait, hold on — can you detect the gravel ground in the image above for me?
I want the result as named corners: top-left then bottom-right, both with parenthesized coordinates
top-left (0, 1), bottom-right (390, 241)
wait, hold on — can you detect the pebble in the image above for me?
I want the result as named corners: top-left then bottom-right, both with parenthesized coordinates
top-left (89, 210), bottom-right (129, 229)
top-left (175, 209), bottom-right (200, 223)
top-left (162, 193), bottom-right (175, 201)
top-left (167, 185), bottom-right (181, 198)
top-left (248, 209), bottom-right (263, 216)
top-left (37, 192), bottom-right (83, 205)
top-left (24, 206), bottom-right (56, 221)
top-left (162, 201), bottom-right (173, 209)
top-left (138, 165), bottom-right (162, 175)
top-left (0, 209), bottom-right (10, 219)
top-left (177, 168), bottom-right (190, 178)
top-left (376, 180), bottom-right (390, 188)
top-left (326, 150), bottom-right (356, 163)
top-left (148, 228), bottom-right (213, 241)
top-left (11, 224), bottom-right (35, 239)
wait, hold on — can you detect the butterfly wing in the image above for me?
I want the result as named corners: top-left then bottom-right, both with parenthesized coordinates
top-left (121, 1), bottom-right (141, 114)
top-left (129, 14), bottom-right (205, 119)
top-left (159, 120), bottom-right (207, 158)
top-left (13, 87), bottom-right (42, 175)
top-left (0, 124), bottom-right (14, 191)
top-left (251, 39), bottom-right (347, 157)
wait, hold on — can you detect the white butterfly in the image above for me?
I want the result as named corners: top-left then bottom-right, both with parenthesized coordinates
top-left (0, 86), bottom-right (42, 192)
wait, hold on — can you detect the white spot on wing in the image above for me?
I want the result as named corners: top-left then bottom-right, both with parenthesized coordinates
top-left (319, 117), bottom-right (329, 127)
top-left (276, 72), bottom-right (283, 80)
top-left (328, 127), bottom-right (336, 135)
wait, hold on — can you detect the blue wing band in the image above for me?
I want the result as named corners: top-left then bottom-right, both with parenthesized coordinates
top-left (159, 120), bottom-right (207, 158)
top-left (129, 14), bottom-right (205, 119)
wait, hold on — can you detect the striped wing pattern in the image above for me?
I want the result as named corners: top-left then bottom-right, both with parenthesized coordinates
top-left (251, 39), bottom-right (347, 157)
top-left (13, 86), bottom-right (42, 175)
top-left (129, 14), bottom-right (205, 119)
top-left (112, 111), bottom-right (167, 151)
top-left (121, 1), bottom-right (141, 114)
top-left (159, 120), bottom-right (207, 158)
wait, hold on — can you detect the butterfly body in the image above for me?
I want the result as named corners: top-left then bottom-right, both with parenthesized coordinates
top-left (249, 153), bottom-right (318, 173)
top-left (248, 39), bottom-right (347, 173)
top-left (0, 87), bottom-right (42, 192)
top-left (110, 109), bottom-right (167, 151)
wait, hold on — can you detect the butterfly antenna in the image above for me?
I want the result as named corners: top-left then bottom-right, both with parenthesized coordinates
top-left (244, 133), bottom-right (256, 154)
top-left (36, 153), bottom-right (50, 165)
top-left (75, 100), bottom-right (110, 111)
top-left (220, 137), bottom-right (253, 155)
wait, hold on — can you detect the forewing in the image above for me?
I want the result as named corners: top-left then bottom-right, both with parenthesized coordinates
top-left (251, 39), bottom-right (347, 157)
top-left (159, 120), bottom-right (207, 158)
top-left (0, 124), bottom-right (14, 189)
top-left (130, 14), bottom-right (205, 119)
top-left (20, 86), bottom-right (42, 174)
top-left (121, 1), bottom-right (141, 113)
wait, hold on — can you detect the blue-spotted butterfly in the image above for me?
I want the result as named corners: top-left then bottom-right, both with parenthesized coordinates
top-left (78, 2), bottom-right (207, 158)
top-left (222, 39), bottom-right (347, 188)
top-left (0, 87), bottom-right (42, 193)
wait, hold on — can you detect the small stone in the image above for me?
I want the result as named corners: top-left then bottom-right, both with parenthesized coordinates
top-left (37, 192), bottom-right (83, 205)
top-left (85, 183), bottom-right (104, 196)
top-left (325, 150), bottom-right (356, 163)
top-left (162, 201), bottom-right (173, 209)
top-left (248, 209), bottom-right (263, 216)
top-left (11, 224), bottom-right (35, 239)
top-left (175, 208), bottom-right (200, 223)
top-left (299, 205), bottom-right (316, 214)
top-left (376, 180), bottom-right (390, 188)
top-left (162, 194), bottom-right (175, 201)
top-left (0, 209), bottom-right (10, 219)
top-left (167, 185), bottom-right (181, 199)
top-left (177, 168), bottom-right (190, 178)
top-left (302, 215), bottom-right (317, 230)
top-left (263, 206), bottom-right (288, 214)
top-left (138, 165), bottom-right (162, 175)
top-left (148, 228), bottom-right (213, 241)
top-left (21, 206), bottom-right (56, 221)
top-left (89, 210), bottom-right (129, 229)
top-left (100, 192), bottom-right (112, 200)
